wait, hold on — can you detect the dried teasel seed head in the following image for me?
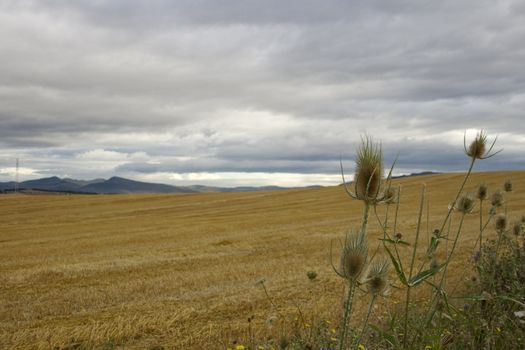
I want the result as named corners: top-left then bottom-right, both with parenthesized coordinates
top-left (504, 179), bottom-right (513, 192)
top-left (383, 187), bottom-right (397, 205)
top-left (366, 258), bottom-right (389, 296)
top-left (476, 183), bottom-right (488, 201)
top-left (354, 136), bottom-right (383, 203)
top-left (466, 131), bottom-right (488, 159)
top-left (495, 214), bottom-right (507, 234)
top-left (454, 193), bottom-right (475, 214)
top-left (490, 190), bottom-right (504, 208)
top-left (340, 232), bottom-right (368, 280)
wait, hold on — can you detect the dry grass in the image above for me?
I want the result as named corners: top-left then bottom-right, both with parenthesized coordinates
top-left (0, 171), bottom-right (524, 349)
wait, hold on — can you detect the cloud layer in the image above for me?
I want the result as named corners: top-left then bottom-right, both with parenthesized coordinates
top-left (1, 1), bottom-right (524, 186)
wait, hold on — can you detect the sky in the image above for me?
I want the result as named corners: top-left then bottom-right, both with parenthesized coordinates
top-left (0, 1), bottom-right (524, 187)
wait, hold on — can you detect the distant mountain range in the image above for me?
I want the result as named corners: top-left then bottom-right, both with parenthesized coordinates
top-left (0, 171), bottom-right (441, 195)
top-left (0, 176), bottom-right (321, 194)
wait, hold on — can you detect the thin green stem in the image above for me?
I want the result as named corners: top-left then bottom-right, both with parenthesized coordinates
top-left (403, 286), bottom-right (411, 347)
top-left (472, 211), bottom-right (495, 252)
top-left (421, 159), bottom-right (476, 331)
top-left (383, 204), bottom-right (390, 239)
top-left (339, 280), bottom-right (356, 350)
top-left (359, 202), bottom-right (371, 244)
top-left (479, 200), bottom-right (484, 251)
top-left (440, 214), bottom-right (466, 287)
top-left (438, 157), bottom-right (476, 241)
top-left (356, 295), bottom-right (376, 347)
top-left (492, 233), bottom-right (504, 288)
top-left (403, 185), bottom-right (426, 347)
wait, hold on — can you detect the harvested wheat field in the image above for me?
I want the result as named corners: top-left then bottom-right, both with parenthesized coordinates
top-left (1, 171), bottom-right (524, 349)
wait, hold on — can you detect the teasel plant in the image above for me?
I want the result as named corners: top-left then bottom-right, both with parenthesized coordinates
top-left (340, 136), bottom-right (397, 244)
top-left (355, 257), bottom-right (390, 348)
top-left (331, 231), bottom-right (369, 350)
top-left (503, 179), bottom-right (513, 216)
top-left (332, 136), bottom-right (397, 349)
top-left (369, 131), bottom-right (502, 347)
top-left (476, 183), bottom-right (488, 251)
top-left (471, 184), bottom-right (505, 258)
top-left (415, 131), bottom-right (502, 341)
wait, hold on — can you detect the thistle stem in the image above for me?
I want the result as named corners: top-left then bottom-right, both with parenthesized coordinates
top-left (339, 280), bottom-right (356, 350)
top-left (403, 286), bottom-right (411, 346)
top-left (440, 213), bottom-right (466, 287)
top-left (403, 185), bottom-right (425, 347)
top-left (492, 233), bottom-right (504, 288)
top-left (479, 200), bottom-right (484, 251)
top-left (359, 202), bottom-right (370, 244)
top-left (356, 295), bottom-right (376, 347)
top-left (423, 158), bottom-right (475, 329)
top-left (421, 213), bottom-right (467, 337)
top-left (438, 157), bottom-right (475, 241)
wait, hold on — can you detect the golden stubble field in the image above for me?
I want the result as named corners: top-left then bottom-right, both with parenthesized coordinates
top-left (1, 171), bottom-right (524, 349)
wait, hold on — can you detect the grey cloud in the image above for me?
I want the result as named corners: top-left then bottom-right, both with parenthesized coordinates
top-left (0, 1), bottom-right (524, 185)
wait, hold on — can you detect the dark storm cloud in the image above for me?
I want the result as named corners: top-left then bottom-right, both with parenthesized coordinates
top-left (0, 0), bottom-right (524, 185)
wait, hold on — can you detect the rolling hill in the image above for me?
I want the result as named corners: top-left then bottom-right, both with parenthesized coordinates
top-left (0, 176), bottom-right (321, 194)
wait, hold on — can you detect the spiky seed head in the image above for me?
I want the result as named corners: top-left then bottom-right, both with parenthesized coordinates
top-left (454, 193), bottom-right (475, 214)
top-left (354, 137), bottom-right (383, 203)
top-left (495, 214), bottom-right (507, 234)
top-left (366, 258), bottom-right (389, 296)
top-left (504, 179), bottom-right (513, 192)
top-left (383, 187), bottom-right (397, 205)
top-left (491, 190), bottom-right (504, 208)
top-left (476, 183), bottom-right (488, 201)
top-left (466, 131), bottom-right (488, 159)
top-left (513, 222), bottom-right (522, 236)
top-left (340, 233), bottom-right (368, 280)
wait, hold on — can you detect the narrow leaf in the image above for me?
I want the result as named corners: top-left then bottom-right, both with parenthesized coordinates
top-left (378, 238), bottom-right (410, 246)
top-left (408, 263), bottom-right (446, 287)
top-left (384, 244), bottom-right (408, 286)
top-left (426, 236), bottom-right (440, 257)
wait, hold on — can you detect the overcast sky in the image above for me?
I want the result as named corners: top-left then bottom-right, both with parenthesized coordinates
top-left (0, 1), bottom-right (524, 187)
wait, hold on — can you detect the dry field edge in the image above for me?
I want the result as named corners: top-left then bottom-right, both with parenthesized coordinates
top-left (1, 171), bottom-right (524, 349)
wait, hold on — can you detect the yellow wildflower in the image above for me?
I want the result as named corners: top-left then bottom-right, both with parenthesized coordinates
top-left (358, 344), bottom-right (365, 350)
top-left (331, 337), bottom-right (338, 342)
top-left (236, 346), bottom-right (245, 350)
top-left (331, 328), bottom-right (337, 334)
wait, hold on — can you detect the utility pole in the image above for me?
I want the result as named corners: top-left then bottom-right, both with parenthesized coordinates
top-left (15, 158), bottom-right (19, 193)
